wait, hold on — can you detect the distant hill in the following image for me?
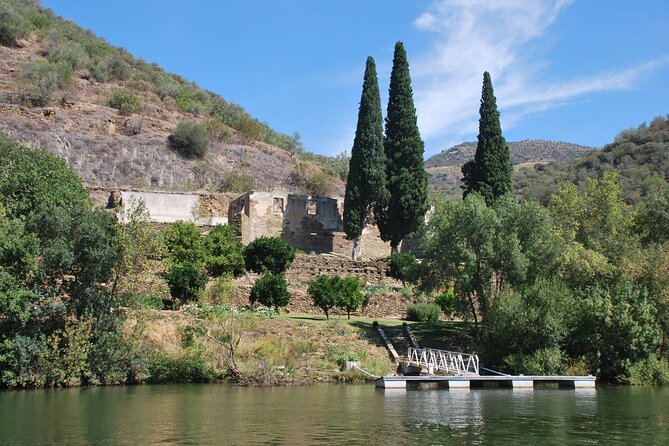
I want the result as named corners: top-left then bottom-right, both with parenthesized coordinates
top-left (515, 115), bottom-right (669, 205)
top-left (426, 139), bottom-right (596, 200)
top-left (0, 0), bottom-right (344, 195)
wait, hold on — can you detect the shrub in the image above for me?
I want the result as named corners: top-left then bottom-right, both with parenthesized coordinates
top-left (249, 273), bottom-right (291, 312)
top-left (148, 354), bottom-right (212, 383)
top-left (307, 275), bottom-right (340, 319)
top-left (165, 262), bottom-right (207, 307)
top-left (133, 294), bottom-right (164, 310)
top-left (304, 171), bottom-right (333, 197)
top-left (244, 236), bottom-right (296, 275)
top-left (626, 356), bottom-right (669, 385)
top-left (205, 118), bottom-right (233, 142)
top-left (205, 274), bottom-right (234, 306)
top-left (107, 55), bottom-right (130, 81)
top-left (204, 224), bottom-right (245, 277)
top-left (503, 347), bottom-right (565, 376)
top-left (435, 290), bottom-right (456, 317)
top-left (218, 170), bottom-right (257, 193)
top-left (0, 3), bottom-right (31, 47)
top-left (18, 60), bottom-right (73, 106)
top-left (386, 252), bottom-right (418, 286)
top-left (47, 41), bottom-right (89, 70)
top-left (406, 303), bottom-right (441, 322)
top-left (169, 122), bottom-right (210, 158)
top-left (108, 89), bottom-right (140, 115)
top-left (175, 88), bottom-right (207, 115)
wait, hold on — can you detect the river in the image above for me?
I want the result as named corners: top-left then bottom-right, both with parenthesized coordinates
top-left (1, 384), bottom-right (668, 445)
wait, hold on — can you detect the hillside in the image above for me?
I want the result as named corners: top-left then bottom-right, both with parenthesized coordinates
top-left (515, 115), bottom-right (669, 204)
top-left (0, 0), bottom-right (344, 195)
top-left (426, 139), bottom-right (595, 200)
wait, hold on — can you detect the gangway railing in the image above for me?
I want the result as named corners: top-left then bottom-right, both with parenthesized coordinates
top-left (406, 347), bottom-right (479, 376)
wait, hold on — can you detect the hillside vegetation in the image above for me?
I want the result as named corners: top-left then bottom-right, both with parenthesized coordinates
top-left (515, 116), bottom-right (669, 205)
top-left (427, 139), bottom-right (594, 200)
top-left (0, 0), bottom-right (345, 194)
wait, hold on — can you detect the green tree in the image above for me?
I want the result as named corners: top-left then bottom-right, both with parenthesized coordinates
top-left (376, 42), bottom-right (429, 254)
top-left (204, 224), bottom-right (245, 277)
top-left (244, 236), bottom-right (295, 275)
top-left (385, 252), bottom-right (417, 287)
top-left (343, 56), bottom-right (388, 259)
top-left (162, 221), bottom-right (206, 267)
top-left (307, 275), bottom-right (340, 319)
top-left (462, 72), bottom-right (513, 205)
top-left (336, 276), bottom-right (364, 319)
top-left (249, 273), bottom-right (291, 312)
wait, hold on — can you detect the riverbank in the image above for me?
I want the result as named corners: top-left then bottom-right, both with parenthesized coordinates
top-left (124, 307), bottom-right (476, 386)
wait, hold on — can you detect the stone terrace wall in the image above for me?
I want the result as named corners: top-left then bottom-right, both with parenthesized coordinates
top-left (230, 254), bottom-right (413, 318)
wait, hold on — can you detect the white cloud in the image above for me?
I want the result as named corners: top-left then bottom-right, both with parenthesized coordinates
top-left (411, 0), bottom-right (666, 155)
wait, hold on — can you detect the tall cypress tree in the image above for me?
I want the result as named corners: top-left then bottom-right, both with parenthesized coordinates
top-left (462, 71), bottom-right (513, 205)
top-left (376, 42), bottom-right (429, 254)
top-left (343, 57), bottom-right (388, 260)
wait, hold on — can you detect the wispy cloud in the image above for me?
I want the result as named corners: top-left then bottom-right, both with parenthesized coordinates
top-left (412, 0), bottom-right (667, 155)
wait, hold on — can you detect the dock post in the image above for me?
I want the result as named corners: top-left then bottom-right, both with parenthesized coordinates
top-left (511, 379), bottom-right (534, 389)
top-left (447, 380), bottom-right (470, 389)
top-left (571, 379), bottom-right (596, 388)
top-left (376, 378), bottom-right (406, 389)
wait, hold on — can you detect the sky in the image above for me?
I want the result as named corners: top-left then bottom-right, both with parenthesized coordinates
top-left (42, 0), bottom-right (669, 158)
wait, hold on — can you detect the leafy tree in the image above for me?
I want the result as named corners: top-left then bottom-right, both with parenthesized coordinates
top-left (218, 170), bottom-right (256, 193)
top-left (336, 276), bottom-right (364, 319)
top-left (0, 132), bottom-right (91, 219)
top-left (462, 72), bottom-right (513, 205)
top-left (169, 121), bottom-right (210, 159)
top-left (162, 221), bottom-right (207, 266)
top-left (635, 186), bottom-right (669, 244)
top-left (249, 273), bottom-right (291, 312)
top-left (385, 252), bottom-right (417, 287)
top-left (165, 261), bottom-right (207, 307)
top-left (307, 275), bottom-right (340, 319)
top-left (244, 236), bottom-right (295, 275)
top-left (204, 224), bottom-right (245, 277)
top-left (343, 56), bottom-right (388, 259)
top-left (376, 42), bottom-right (429, 254)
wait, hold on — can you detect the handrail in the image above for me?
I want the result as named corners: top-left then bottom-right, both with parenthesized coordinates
top-left (406, 347), bottom-right (480, 376)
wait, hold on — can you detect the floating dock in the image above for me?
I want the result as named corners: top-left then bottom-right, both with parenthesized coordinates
top-left (375, 374), bottom-right (596, 389)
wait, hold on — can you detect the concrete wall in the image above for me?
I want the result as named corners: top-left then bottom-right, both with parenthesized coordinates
top-left (118, 191), bottom-right (228, 225)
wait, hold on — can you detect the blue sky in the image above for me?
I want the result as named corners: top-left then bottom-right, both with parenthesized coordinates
top-left (42, 0), bottom-right (669, 158)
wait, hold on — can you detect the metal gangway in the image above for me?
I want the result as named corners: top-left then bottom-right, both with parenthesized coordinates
top-left (406, 347), bottom-right (479, 376)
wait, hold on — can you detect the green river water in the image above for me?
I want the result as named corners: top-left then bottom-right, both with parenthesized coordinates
top-left (1, 384), bottom-right (668, 445)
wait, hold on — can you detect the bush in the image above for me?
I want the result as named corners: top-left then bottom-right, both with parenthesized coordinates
top-left (205, 274), bottom-right (234, 306)
top-left (165, 262), bottom-right (207, 307)
top-left (304, 171), bottom-right (333, 197)
top-left (175, 88), bottom-right (207, 115)
top-left (0, 3), bottom-right (31, 46)
top-left (169, 122), bottom-right (210, 159)
top-left (108, 89), bottom-right (140, 115)
top-left (244, 236), bottom-right (296, 275)
top-left (406, 303), bottom-right (441, 322)
top-left (18, 60), bottom-right (73, 106)
top-left (385, 253), bottom-right (418, 286)
top-left (133, 294), bottom-right (164, 310)
top-left (205, 118), bottom-right (233, 142)
top-left (148, 354), bottom-right (212, 383)
top-left (218, 170), bottom-right (257, 193)
top-left (435, 290), bottom-right (456, 317)
top-left (626, 356), bottom-right (669, 385)
top-left (204, 224), bottom-right (245, 277)
top-left (249, 273), bottom-right (291, 312)
top-left (503, 347), bottom-right (565, 375)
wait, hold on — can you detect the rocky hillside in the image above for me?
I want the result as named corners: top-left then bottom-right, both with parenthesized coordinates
top-left (426, 139), bottom-right (596, 200)
top-left (0, 0), bottom-right (343, 195)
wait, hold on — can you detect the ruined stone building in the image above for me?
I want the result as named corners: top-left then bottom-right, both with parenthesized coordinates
top-left (228, 191), bottom-right (392, 258)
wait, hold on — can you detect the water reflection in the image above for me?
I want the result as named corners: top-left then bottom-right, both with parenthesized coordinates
top-left (0, 385), bottom-right (667, 445)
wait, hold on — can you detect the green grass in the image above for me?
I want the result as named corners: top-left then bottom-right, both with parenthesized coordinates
top-left (278, 313), bottom-right (477, 353)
